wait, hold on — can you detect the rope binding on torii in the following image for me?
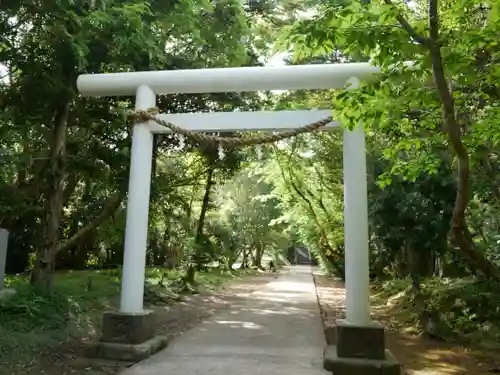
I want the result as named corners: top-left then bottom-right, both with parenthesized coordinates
top-left (129, 107), bottom-right (332, 150)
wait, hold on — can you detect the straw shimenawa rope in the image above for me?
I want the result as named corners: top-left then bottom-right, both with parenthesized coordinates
top-left (130, 107), bottom-right (332, 148)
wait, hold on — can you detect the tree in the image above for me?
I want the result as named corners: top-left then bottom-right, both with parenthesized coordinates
top-left (214, 163), bottom-right (289, 270)
top-left (0, 0), bottom-right (257, 291)
top-left (281, 0), bottom-right (500, 278)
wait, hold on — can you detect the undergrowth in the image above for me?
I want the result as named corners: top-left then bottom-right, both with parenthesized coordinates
top-left (372, 277), bottom-right (500, 346)
top-left (0, 267), bottom-right (257, 368)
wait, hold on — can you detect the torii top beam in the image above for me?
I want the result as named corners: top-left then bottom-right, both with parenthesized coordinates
top-left (76, 62), bottom-right (382, 97)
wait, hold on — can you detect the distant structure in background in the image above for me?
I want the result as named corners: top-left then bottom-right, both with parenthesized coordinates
top-left (287, 245), bottom-right (318, 265)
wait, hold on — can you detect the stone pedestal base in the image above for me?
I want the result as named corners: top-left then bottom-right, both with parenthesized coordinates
top-left (84, 336), bottom-right (167, 362)
top-left (336, 320), bottom-right (385, 359)
top-left (323, 346), bottom-right (401, 375)
top-left (323, 320), bottom-right (402, 375)
top-left (101, 310), bottom-right (156, 344)
top-left (84, 310), bottom-right (167, 362)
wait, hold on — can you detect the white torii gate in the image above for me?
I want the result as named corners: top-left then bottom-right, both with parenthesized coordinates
top-left (77, 62), bottom-right (379, 327)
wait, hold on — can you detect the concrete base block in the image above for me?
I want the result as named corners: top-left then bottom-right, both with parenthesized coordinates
top-left (336, 319), bottom-right (385, 359)
top-left (323, 345), bottom-right (402, 375)
top-left (101, 310), bottom-right (155, 345)
top-left (84, 310), bottom-right (166, 362)
top-left (84, 335), bottom-right (168, 362)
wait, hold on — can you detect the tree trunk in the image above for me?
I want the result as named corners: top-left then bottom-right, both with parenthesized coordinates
top-left (30, 19), bottom-right (79, 291)
top-left (194, 166), bottom-right (214, 269)
top-left (185, 165), bottom-right (215, 284)
top-left (240, 249), bottom-right (249, 269)
top-left (227, 246), bottom-right (242, 270)
top-left (31, 100), bottom-right (70, 291)
top-left (254, 245), bottom-right (265, 270)
top-left (322, 248), bottom-right (345, 280)
top-left (426, 5), bottom-right (500, 279)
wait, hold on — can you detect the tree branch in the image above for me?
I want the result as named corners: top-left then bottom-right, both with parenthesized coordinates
top-left (56, 190), bottom-right (126, 254)
top-left (428, 0), bottom-right (439, 41)
top-left (383, 0), bottom-right (430, 45)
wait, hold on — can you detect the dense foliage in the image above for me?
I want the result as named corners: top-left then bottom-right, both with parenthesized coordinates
top-left (0, 0), bottom-right (286, 288)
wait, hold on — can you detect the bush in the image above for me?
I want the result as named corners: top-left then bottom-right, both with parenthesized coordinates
top-left (372, 277), bottom-right (500, 345)
top-left (0, 285), bottom-right (75, 332)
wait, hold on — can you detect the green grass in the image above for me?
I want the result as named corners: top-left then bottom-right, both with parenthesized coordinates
top-left (0, 267), bottom-right (258, 367)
